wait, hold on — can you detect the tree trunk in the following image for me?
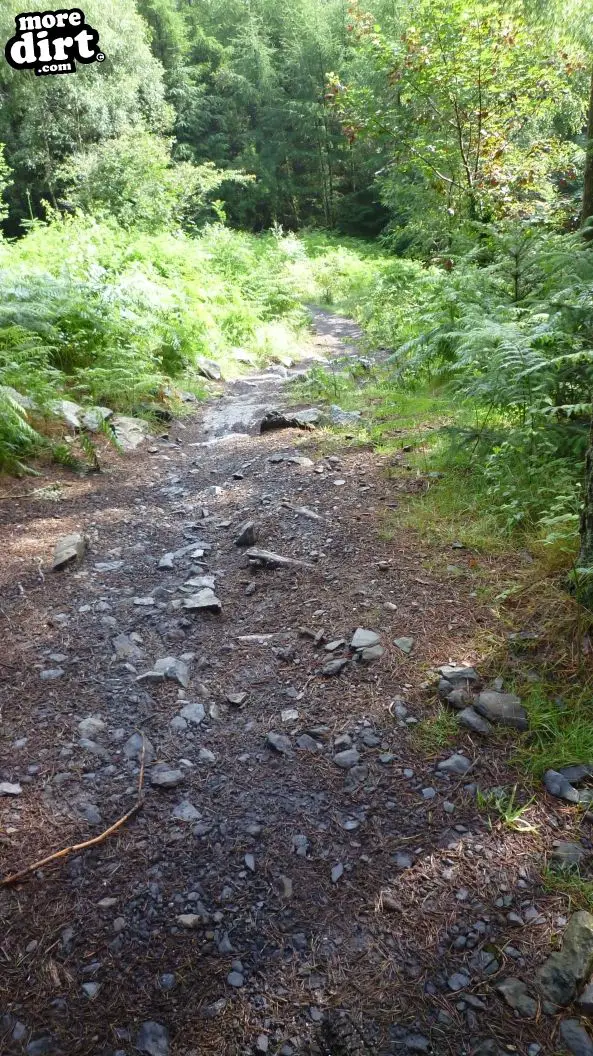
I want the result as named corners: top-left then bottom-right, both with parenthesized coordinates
top-left (578, 414), bottom-right (593, 569)
top-left (581, 66), bottom-right (593, 225)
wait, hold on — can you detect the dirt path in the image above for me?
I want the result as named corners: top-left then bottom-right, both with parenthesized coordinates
top-left (0, 313), bottom-right (572, 1056)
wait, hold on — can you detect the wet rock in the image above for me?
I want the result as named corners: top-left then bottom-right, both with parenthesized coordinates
top-left (437, 753), bottom-right (471, 776)
top-left (135, 1021), bottom-right (170, 1056)
top-left (137, 657), bottom-right (190, 689)
top-left (183, 589), bottom-right (222, 613)
top-left (495, 977), bottom-right (537, 1018)
top-left (334, 748), bottom-right (360, 769)
top-left (235, 521), bottom-right (257, 547)
top-left (150, 764), bottom-right (184, 789)
top-left (260, 408), bottom-right (321, 432)
top-left (474, 691), bottom-right (528, 730)
top-left (52, 532), bottom-right (85, 570)
top-left (559, 1019), bottom-right (593, 1056)
top-left (536, 911), bottom-right (593, 1006)
top-left (457, 707), bottom-right (492, 735)
top-left (111, 415), bottom-right (150, 452)
top-left (351, 628), bottom-right (380, 650)
top-left (394, 636), bottom-right (414, 654)
top-left (267, 732), bottom-right (292, 754)
top-left (543, 770), bottom-right (580, 804)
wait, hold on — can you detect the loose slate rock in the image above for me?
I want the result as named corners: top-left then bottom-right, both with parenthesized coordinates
top-left (111, 415), bottom-right (150, 452)
top-left (123, 732), bottom-right (155, 763)
top-left (439, 665), bottom-right (481, 686)
top-left (536, 910), bottom-right (593, 1006)
top-left (183, 589), bottom-right (222, 613)
top-left (474, 691), bottom-right (528, 730)
top-left (457, 707), bottom-right (492, 735)
top-left (137, 657), bottom-right (190, 689)
top-left (351, 628), bottom-right (380, 650)
top-left (559, 1019), bottom-right (593, 1056)
top-left (322, 658), bottom-right (349, 676)
top-left (394, 636), bottom-right (414, 655)
top-left (267, 732), bottom-right (292, 754)
top-left (135, 1021), bottom-right (170, 1056)
top-left (172, 801), bottom-right (201, 823)
top-left (437, 753), bottom-right (471, 776)
top-left (52, 532), bottom-right (85, 570)
top-left (0, 781), bottom-right (22, 796)
top-left (246, 547), bottom-right (314, 570)
top-left (334, 748), bottom-right (360, 769)
top-left (495, 977), bottom-right (537, 1018)
top-left (543, 770), bottom-right (580, 804)
top-left (113, 634), bottom-right (145, 662)
top-left (234, 521), bottom-right (257, 547)
top-left (180, 701), bottom-right (205, 725)
top-left (150, 764), bottom-right (184, 789)
top-left (260, 408), bottom-right (321, 433)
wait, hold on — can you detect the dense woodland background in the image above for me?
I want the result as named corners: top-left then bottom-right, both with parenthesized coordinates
top-left (3, 0), bottom-right (593, 585)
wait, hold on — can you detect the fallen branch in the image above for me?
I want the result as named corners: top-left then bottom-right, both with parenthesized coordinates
top-left (1, 734), bottom-right (146, 887)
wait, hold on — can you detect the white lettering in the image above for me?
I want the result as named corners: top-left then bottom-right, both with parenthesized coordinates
top-left (52, 35), bottom-right (73, 60)
top-left (41, 14), bottom-right (56, 29)
top-left (17, 15), bottom-right (42, 32)
top-left (10, 31), bottom-right (36, 65)
top-left (74, 27), bottom-right (94, 58)
top-left (37, 33), bottom-right (53, 62)
top-left (69, 11), bottom-right (82, 27)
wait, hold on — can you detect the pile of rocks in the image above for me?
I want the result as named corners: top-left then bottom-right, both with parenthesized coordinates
top-left (438, 665), bottom-right (528, 735)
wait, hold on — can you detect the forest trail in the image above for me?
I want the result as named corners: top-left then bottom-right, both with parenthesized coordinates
top-left (0, 312), bottom-right (559, 1056)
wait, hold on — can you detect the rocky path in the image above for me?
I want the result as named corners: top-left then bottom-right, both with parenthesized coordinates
top-left (0, 312), bottom-right (589, 1056)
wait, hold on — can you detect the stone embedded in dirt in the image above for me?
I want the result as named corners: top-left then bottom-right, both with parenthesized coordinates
top-left (40, 668), bottom-right (64, 681)
top-left (267, 731), bottom-right (292, 754)
top-left (394, 853), bottom-right (413, 871)
top-left (234, 521), bottom-right (257, 547)
top-left (159, 553), bottom-right (175, 570)
top-left (123, 732), bottom-right (155, 763)
top-left (227, 970), bottom-right (244, 988)
top-left (78, 715), bottom-right (106, 738)
top-left (52, 532), bottom-right (85, 570)
top-left (150, 764), bottom-right (185, 789)
top-left (245, 853), bottom-right (256, 872)
top-left (350, 628), bottom-right (380, 650)
top-left (457, 707), bottom-right (492, 735)
top-left (50, 397), bottom-right (83, 430)
top-left (446, 688), bottom-right (475, 709)
top-left (359, 644), bottom-right (385, 662)
top-left (322, 658), bottom-right (349, 676)
top-left (448, 972), bottom-right (470, 991)
top-left (288, 503), bottom-right (322, 520)
top-left (182, 588), bottom-right (222, 613)
top-left (495, 977), bottom-right (537, 1018)
top-left (260, 408), bottom-right (321, 432)
top-left (559, 1018), bottom-right (593, 1056)
top-left (94, 560), bottom-right (124, 573)
top-left (552, 841), bottom-right (588, 867)
top-left (113, 634), bottom-right (145, 662)
top-left (196, 357), bottom-right (222, 381)
top-left (439, 665), bottom-right (481, 685)
top-left (394, 636), bottom-right (414, 654)
top-left (474, 691), bottom-right (528, 730)
top-left (137, 657), bottom-right (190, 689)
top-left (281, 707), bottom-right (299, 723)
top-left (577, 981), bottom-right (593, 1015)
top-left (422, 787), bottom-right (436, 799)
top-left (82, 982), bottom-right (100, 1000)
top-left (135, 1021), bottom-right (170, 1056)
top-left (402, 1035), bottom-right (430, 1053)
top-left (329, 404), bottom-right (363, 426)
top-left (246, 547), bottom-right (314, 570)
top-left (536, 911), bottom-right (593, 1006)
top-left (255, 1034), bottom-right (269, 1053)
top-left (227, 692), bottom-right (248, 707)
top-left (81, 406), bottom-right (113, 432)
top-left (179, 701), bottom-right (206, 725)
top-left (134, 596), bottom-right (155, 607)
top-left (437, 753), bottom-right (471, 776)
top-left (560, 763), bottom-right (593, 784)
top-left (111, 415), bottom-right (150, 452)
top-left (0, 781), bottom-right (22, 796)
top-left (325, 639), bottom-right (346, 653)
top-left (543, 769), bottom-right (580, 804)
top-left (296, 734), bottom-right (321, 751)
top-left (331, 862), bottom-right (344, 883)
top-left (177, 914), bottom-right (201, 929)
top-left (292, 834), bottom-right (309, 857)
top-left (184, 575), bottom-right (216, 591)
top-left (172, 801), bottom-right (201, 823)
top-left (333, 748), bottom-right (360, 769)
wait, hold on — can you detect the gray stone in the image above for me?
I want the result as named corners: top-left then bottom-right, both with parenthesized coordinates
top-left (329, 404), bottom-right (362, 426)
top-left (560, 765), bottom-right (593, 784)
top-left (322, 658), bottom-right (349, 676)
top-left (495, 977), bottom-right (537, 1018)
top-left (267, 732), bottom-right (292, 754)
top-left (543, 770), bottom-right (580, 804)
top-left (474, 691), bottom-right (528, 730)
top-left (422, 787), bottom-right (436, 799)
top-left (448, 972), bottom-right (470, 991)
top-left (150, 764), bottom-right (184, 789)
top-left (439, 665), bottom-right (481, 685)
top-left (82, 982), bottom-right (100, 999)
top-left (78, 716), bottom-right (106, 739)
top-left (227, 970), bottom-right (244, 987)
top-left (82, 406), bottom-right (112, 432)
top-left (52, 532), bottom-right (86, 570)
top-left (172, 801), bottom-right (201, 823)
top-left (137, 657), bottom-right (190, 689)
top-left (177, 914), bottom-right (201, 929)
top-left (180, 701), bottom-right (205, 725)
top-left (234, 521), bottom-right (257, 547)
top-left (333, 748), bottom-right (360, 769)
top-left (359, 644), bottom-right (385, 662)
top-left (552, 841), bottom-right (588, 867)
top-left (351, 628), bottom-right (380, 650)
top-left (183, 589), bottom-right (222, 613)
top-left (123, 733), bottom-right (155, 763)
top-left (160, 974), bottom-right (176, 991)
top-left (196, 358), bottom-right (222, 381)
top-left (457, 707), bottom-right (492, 734)
top-left (559, 1019), bottom-right (593, 1056)
top-left (135, 1021), bottom-right (170, 1056)
top-left (536, 911), bottom-right (593, 1006)
top-left (246, 547), bottom-right (314, 570)
top-left (40, 668), bottom-right (64, 680)
top-left (297, 734), bottom-right (321, 752)
top-left (577, 981), bottom-right (593, 1015)
top-left (394, 636), bottom-right (414, 654)
top-left (26, 1039), bottom-right (56, 1056)
top-left (403, 1035), bottom-right (430, 1052)
top-left (111, 415), bottom-right (150, 452)
top-left (331, 863), bottom-right (344, 883)
top-left (446, 688), bottom-right (475, 709)
top-left (437, 753), bottom-right (471, 776)
top-left (394, 853), bottom-right (413, 870)
top-left (0, 781), bottom-right (22, 796)
top-left (113, 634), bottom-right (145, 662)
top-left (260, 408), bottom-right (321, 432)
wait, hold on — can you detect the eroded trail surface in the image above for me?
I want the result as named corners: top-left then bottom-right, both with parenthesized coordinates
top-left (0, 313), bottom-right (561, 1056)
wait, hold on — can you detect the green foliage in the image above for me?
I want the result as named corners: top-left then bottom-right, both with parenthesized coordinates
top-left (413, 707), bottom-right (459, 751)
top-left (514, 682), bottom-right (593, 778)
top-left (476, 785), bottom-right (538, 832)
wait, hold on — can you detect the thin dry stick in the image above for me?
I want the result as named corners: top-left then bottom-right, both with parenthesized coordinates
top-left (1, 734), bottom-right (147, 887)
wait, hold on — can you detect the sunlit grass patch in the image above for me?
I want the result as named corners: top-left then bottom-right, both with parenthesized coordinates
top-left (412, 706), bottom-right (459, 752)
